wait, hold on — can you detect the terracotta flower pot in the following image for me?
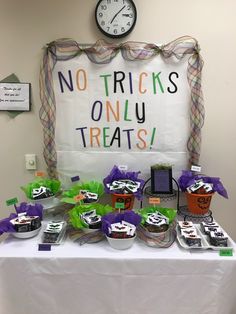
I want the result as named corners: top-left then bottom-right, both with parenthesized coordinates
top-left (185, 192), bottom-right (214, 215)
top-left (111, 193), bottom-right (135, 210)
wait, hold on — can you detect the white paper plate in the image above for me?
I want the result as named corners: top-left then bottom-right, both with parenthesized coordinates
top-left (10, 226), bottom-right (41, 239)
top-left (176, 223), bottom-right (234, 251)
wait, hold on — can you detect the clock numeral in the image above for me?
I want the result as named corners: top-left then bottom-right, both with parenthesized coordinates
top-left (101, 21), bottom-right (105, 26)
top-left (101, 5), bottom-right (107, 10)
top-left (107, 0), bottom-right (111, 3)
top-left (114, 0), bottom-right (118, 2)
top-left (114, 29), bottom-right (118, 34)
top-left (127, 5), bottom-right (131, 10)
top-left (127, 22), bottom-right (131, 26)
top-left (99, 12), bottom-right (103, 17)
top-left (121, 27), bottom-right (125, 32)
top-left (107, 26), bottom-right (110, 31)
top-left (129, 13), bottom-right (133, 18)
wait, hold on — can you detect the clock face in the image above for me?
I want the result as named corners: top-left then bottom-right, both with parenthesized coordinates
top-left (95, 0), bottom-right (137, 38)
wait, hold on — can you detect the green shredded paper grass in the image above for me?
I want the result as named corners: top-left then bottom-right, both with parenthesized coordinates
top-left (69, 203), bottom-right (113, 229)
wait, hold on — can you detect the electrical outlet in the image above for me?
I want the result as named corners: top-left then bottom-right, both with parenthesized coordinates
top-left (25, 154), bottom-right (37, 170)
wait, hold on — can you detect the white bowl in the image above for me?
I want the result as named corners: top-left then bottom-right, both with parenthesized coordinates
top-left (106, 235), bottom-right (136, 250)
top-left (10, 226), bottom-right (41, 239)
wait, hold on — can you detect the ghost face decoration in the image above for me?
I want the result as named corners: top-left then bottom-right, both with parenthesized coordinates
top-left (197, 196), bottom-right (211, 211)
top-left (116, 196), bottom-right (134, 210)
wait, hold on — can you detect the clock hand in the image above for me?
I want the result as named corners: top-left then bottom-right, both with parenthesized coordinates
top-left (110, 5), bottom-right (126, 24)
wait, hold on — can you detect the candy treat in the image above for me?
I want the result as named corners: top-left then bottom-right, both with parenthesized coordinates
top-left (108, 180), bottom-right (126, 190)
top-left (178, 221), bottom-right (194, 229)
top-left (209, 231), bottom-right (228, 247)
top-left (28, 216), bottom-right (41, 230)
top-left (144, 212), bottom-right (169, 233)
top-left (203, 183), bottom-right (213, 193)
top-left (79, 190), bottom-right (98, 203)
top-left (107, 179), bottom-right (141, 194)
top-left (85, 192), bottom-right (98, 203)
top-left (10, 215), bottom-right (41, 232)
top-left (203, 226), bottom-right (222, 235)
top-left (180, 227), bottom-right (197, 237)
top-left (109, 223), bottom-right (130, 238)
top-left (32, 186), bottom-right (53, 200)
top-left (183, 234), bottom-right (202, 247)
top-left (122, 221), bottom-right (136, 236)
top-left (186, 180), bottom-right (213, 195)
top-left (10, 217), bottom-right (31, 232)
top-left (201, 221), bottom-right (219, 233)
top-left (201, 221), bottom-right (219, 228)
top-left (80, 209), bottom-right (101, 229)
top-left (108, 221), bottom-right (136, 239)
top-left (42, 221), bottom-right (66, 243)
top-left (186, 180), bottom-right (205, 193)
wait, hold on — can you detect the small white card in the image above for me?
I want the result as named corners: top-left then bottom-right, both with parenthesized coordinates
top-left (0, 83), bottom-right (30, 111)
top-left (118, 165), bottom-right (128, 171)
top-left (191, 165), bottom-right (202, 172)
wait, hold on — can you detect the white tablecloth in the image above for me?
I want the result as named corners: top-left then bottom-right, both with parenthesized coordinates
top-left (0, 228), bottom-right (236, 314)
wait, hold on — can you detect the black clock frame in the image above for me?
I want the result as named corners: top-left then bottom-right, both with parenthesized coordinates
top-left (95, 0), bottom-right (137, 39)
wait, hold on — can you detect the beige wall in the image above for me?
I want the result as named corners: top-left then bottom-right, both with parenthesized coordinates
top-left (0, 0), bottom-right (235, 239)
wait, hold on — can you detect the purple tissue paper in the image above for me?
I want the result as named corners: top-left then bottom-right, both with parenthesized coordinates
top-left (15, 202), bottom-right (43, 219)
top-left (0, 202), bottom-right (43, 236)
top-left (101, 211), bottom-right (141, 236)
top-left (178, 170), bottom-right (228, 199)
top-left (103, 165), bottom-right (145, 200)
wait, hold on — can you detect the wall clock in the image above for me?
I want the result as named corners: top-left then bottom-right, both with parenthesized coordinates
top-left (95, 0), bottom-right (137, 38)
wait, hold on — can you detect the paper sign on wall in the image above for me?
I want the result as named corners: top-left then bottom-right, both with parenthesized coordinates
top-left (0, 83), bottom-right (30, 111)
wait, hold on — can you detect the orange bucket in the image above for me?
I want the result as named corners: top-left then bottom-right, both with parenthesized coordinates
top-left (185, 192), bottom-right (214, 215)
top-left (111, 193), bottom-right (135, 210)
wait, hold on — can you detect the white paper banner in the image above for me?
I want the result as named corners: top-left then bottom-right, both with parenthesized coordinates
top-left (53, 52), bottom-right (190, 186)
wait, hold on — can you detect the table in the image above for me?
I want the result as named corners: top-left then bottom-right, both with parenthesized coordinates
top-left (0, 227), bottom-right (236, 314)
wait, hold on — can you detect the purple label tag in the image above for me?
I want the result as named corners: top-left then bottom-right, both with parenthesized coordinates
top-left (71, 175), bottom-right (80, 182)
top-left (38, 244), bottom-right (51, 251)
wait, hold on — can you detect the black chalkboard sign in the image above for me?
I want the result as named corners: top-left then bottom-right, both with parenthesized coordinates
top-left (151, 167), bottom-right (173, 194)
